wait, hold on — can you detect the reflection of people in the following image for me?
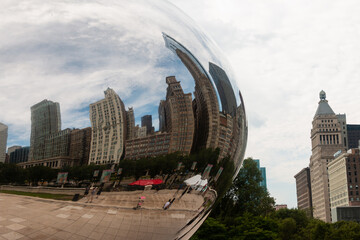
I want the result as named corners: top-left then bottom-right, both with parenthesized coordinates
top-left (88, 187), bottom-right (97, 203)
top-left (96, 186), bottom-right (103, 199)
top-left (84, 185), bottom-right (90, 198)
top-left (163, 199), bottom-right (171, 210)
top-left (134, 197), bottom-right (143, 210)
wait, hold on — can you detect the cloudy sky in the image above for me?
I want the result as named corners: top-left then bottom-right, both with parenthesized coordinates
top-left (170, 0), bottom-right (360, 207)
top-left (2, 0), bottom-right (360, 208)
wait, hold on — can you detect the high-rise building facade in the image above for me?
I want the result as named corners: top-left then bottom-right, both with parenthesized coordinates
top-left (69, 127), bottom-right (91, 165)
top-left (29, 100), bottom-right (61, 161)
top-left (9, 147), bottom-right (29, 164)
top-left (294, 167), bottom-right (313, 216)
top-left (0, 122), bottom-right (8, 163)
top-left (141, 115), bottom-right (153, 135)
top-left (254, 159), bottom-right (267, 189)
top-left (218, 112), bottom-right (233, 160)
top-left (163, 33), bottom-right (220, 152)
top-left (328, 148), bottom-right (360, 221)
top-left (126, 107), bottom-right (135, 140)
top-left (209, 62), bottom-right (237, 117)
top-left (89, 88), bottom-right (126, 165)
top-left (163, 76), bottom-right (194, 154)
top-left (347, 125), bottom-right (360, 149)
top-left (309, 90), bottom-right (347, 222)
top-left (7, 146), bottom-right (21, 156)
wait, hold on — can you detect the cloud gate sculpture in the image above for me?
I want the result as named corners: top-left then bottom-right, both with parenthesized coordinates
top-left (1, 0), bottom-right (247, 239)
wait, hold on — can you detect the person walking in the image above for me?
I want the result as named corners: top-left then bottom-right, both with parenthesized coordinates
top-left (163, 199), bottom-right (171, 210)
top-left (84, 185), bottom-right (90, 199)
top-left (88, 186), bottom-right (97, 203)
top-left (96, 186), bottom-right (103, 199)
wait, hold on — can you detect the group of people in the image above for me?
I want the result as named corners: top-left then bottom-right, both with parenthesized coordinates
top-left (84, 184), bottom-right (103, 203)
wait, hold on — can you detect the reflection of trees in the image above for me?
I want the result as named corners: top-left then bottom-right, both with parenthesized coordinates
top-left (119, 148), bottom-right (222, 180)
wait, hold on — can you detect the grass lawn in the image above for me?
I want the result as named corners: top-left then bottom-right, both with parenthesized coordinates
top-left (0, 190), bottom-right (77, 201)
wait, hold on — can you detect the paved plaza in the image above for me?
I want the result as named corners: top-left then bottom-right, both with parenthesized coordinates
top-left (0, 190), bottom-right (205, 240)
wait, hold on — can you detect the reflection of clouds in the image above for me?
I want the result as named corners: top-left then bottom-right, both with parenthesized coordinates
top-left (1, 0), bottom-right (239, 151)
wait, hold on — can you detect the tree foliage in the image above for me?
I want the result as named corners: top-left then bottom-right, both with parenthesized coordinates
top-left (211, 158), bottom-right (275, 219)
top-left (192, 158), bottom-right (360, 240)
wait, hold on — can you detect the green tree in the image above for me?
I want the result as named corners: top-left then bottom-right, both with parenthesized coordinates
top-left (191, 217), bottom-right (228, 240)
top-left (212, 158), bottom-right (275, 219)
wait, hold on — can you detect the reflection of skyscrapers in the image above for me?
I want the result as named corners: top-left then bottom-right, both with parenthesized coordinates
top-left (163, 76), bottom-right (194, 153)
top-left (69, 127), bottom-right (91, 165)
top-left (0, 122), bottom-right (8, 163)
top-left (29, 100), bottom-right (61, 161)
top-left (126, 107), bottom-right (135, 140)
top-left (209, 62), bottom-right (237, 117)
top-left (89, 88), bottom-right (126, 165)
top-left (10, 147), bottom-right (29, 164)
top-left (126, 77), bottom-right (194, 159)
top-left (218, 112), bottom-right (233, 160)
top-left (7, 146), bottom-right (21, 156)
top-left (162, 33), bottom-right (220, 152)
top-left (141, 115), bottom-right (153, 135)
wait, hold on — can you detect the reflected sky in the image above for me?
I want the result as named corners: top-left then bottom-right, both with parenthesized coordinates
top-left (0, 0), bottom-right (241, 151)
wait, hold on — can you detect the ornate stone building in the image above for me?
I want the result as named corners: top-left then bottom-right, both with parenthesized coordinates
top-left (89, 88), bottom-right (127, 165)
top-left (310, 90), bottom-right (347, 222)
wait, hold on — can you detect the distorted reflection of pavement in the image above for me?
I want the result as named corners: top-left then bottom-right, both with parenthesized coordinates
top-left (0, 190), bottom-right (205, 240)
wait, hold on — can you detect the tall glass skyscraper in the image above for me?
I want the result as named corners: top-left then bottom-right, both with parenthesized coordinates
top-left (29, 100), bottom-right (61, 161)
top-left (254, 159), bottom-right (267, 190)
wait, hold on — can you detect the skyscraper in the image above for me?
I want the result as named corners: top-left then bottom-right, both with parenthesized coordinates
top-left (29, 100), bottom-right (61, 161)
top-left (254, 159), bottom-right (267, 189)
top-left (294, 167), bottom-right (313, 216)
top-left (9, 147), bottom-right (29, 164)
top-left (162, 33), bottom-right (220, 152)
top-left (89, 88), bottom-right (126, 165)
top-left (347, 124), bottom-right (360, 149)
top-left (209, 62), bottom-right (237, 117)
top-left (0, 123), bottom-right (8, 163)
top-left (126, 107), bottom-right (135, 140)
top-left (309, 90), bottom-right (347, 222)
top-left (163, 76), bottom-right (194, 154)
top-left (141, 115), bottom-right (152, 135)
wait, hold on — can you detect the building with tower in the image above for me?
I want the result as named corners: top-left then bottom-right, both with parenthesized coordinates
top-left (29, 100), bottom-right (61, 161)
top-left (89, 88), bottom-right (127, 165)
top-left (0, 123), bottom-right (8, 163)
top-left (309, 90), bottom-right (347, 222)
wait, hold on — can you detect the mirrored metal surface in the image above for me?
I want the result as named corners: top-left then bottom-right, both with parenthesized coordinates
top-left (1, 0), bottom-right (247, 239)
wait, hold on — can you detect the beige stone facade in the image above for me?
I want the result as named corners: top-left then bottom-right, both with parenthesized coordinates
top-left (328, 152), bottom-right (349, 215)
top-left (328, 148), bottom-right (360, 222)
top-left (309, 91), bottom-right (347, 222)
top-left (89, 88), bottom-right (127, 165)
